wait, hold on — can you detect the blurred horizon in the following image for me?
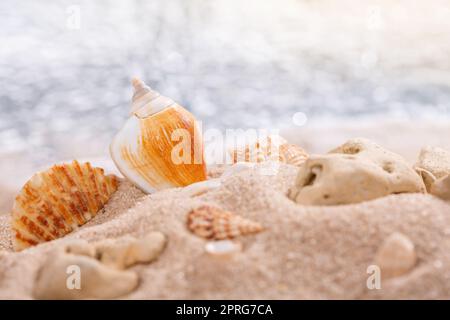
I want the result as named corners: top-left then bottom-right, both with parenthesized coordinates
top-left (1, 0), bottom-right (450, 183)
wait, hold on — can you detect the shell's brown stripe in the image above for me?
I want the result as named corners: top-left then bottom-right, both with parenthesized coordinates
top-left (37, 183), bottom-right (70, 238)
top-left (121, 105), bottom-right (206, 191)
top-left (22, 184), bottom-right (39, 201)
top-left (13, 230), bottom-right (38, 247)
top-left (36, 215), bottom-right (48, 227)
top-left (37, 187), bottom-right (64, 237)
top-left (85, 162), bottom-right (103, 211)
top-left (40, 172), bottom-right (73, 234)
top-left (19, 216), bottom-right (54, 242)
top-left (66, 162), bottom-right (93, 222)
top-left (48, 192), bottom-right (74, 230)
top-left (67, 162), bottom-right (91, 219)
top-left (14, 184), bottom-right (61, 239)
top-left (94, 169), bottom-right (109, 203)
top-left (106, 175), bottom-right (119, 194)
top-left (44, 171), bottom-right (75, 227)
top-left (35, 201), bottom-right (62, 238)
top-left (81, 162), bottom-right (110, 212)
top-left (55, 165), bottom-right (87, 225)
top-left (72, 160), bottom-right (96, 214)
top-left (99, 176), bottom-right (109, 200)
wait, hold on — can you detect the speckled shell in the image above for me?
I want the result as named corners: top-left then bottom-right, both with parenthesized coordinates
top-left (110, 78), bottom-right (207, 193)
top-left (187, 205), bottom-right (263, 240)
top-left (11, 161), bottom-right (119, 251)
top-left (230, 135), bottom-right (308, 167)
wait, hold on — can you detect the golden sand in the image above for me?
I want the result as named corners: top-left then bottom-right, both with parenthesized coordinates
top-left (0, 164), bottom-right (449, 299)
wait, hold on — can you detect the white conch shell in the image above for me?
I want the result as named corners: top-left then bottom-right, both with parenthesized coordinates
top-left (110, 78), bottom-right (207, 193)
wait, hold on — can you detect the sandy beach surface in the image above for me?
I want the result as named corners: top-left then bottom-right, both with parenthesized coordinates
top-left (0, 163), bottom-right (449, 299)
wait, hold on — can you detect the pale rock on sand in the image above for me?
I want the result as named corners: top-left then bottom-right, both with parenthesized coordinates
top-left (0, 163), bottom-right (449, 299)
top-left (431, 175), bottom-right (450, 201)
top-left (415, 146), bottom-right (450, 179)
top-left (64, 239), bottom-right (96, 257)
top-left (289, 138), bottom-right (425, 205)
top-left (375, 233), bottom-right (417, 279)
top-left (34, 249), bottom-right (138, 299)
top-left (95, 231), bottom-right (167, 269)
top-left (415, 146), bottom-right (450, 194)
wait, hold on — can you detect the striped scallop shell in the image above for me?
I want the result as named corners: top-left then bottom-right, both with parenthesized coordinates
top-left (187, 205), bottom-right (263, 240)
top-left (12, 161), bottom-right (119, 251)
top-left (230, 135), bottom-right (308, 167)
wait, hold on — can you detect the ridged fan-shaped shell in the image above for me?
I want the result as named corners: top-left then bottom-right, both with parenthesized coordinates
top-left (12, 160), bottom-right (119, 251)
top-left (187, 205), bottom-right (263, 240)
top-left (230, 135), bottom-right (308, 167)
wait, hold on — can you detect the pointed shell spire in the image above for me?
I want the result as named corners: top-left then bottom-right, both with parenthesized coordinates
top-left (187, 205), bottom-right (264, 240)
top-left (130, 77), bottom-right (175, 118)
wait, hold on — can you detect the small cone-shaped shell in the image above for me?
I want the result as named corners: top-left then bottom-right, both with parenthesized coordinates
top-left (110, 78), bottom-right (207, 193)
top-left (187, 205), bottom-right (263, 240)
top-left (279, 143), bottom-right (309, 167)
top-left (11, 161), bottom-right (119, 251)
top-left (230, 135), bottom-right (308, 167)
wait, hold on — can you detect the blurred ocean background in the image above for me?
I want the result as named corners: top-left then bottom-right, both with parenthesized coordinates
top-left (1, 0), bottom-right (450, 210)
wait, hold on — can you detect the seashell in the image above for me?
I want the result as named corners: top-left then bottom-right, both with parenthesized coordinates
top-left (33, 250), bottom-right (138, 299)
top-left (375, 232), bottom-right (417, 279)
top-left (95, 231), bottom-right (167, 269)
top-left (229, 135), bottom-right (307, 167)
top-left (11, 160), bottom-right (119, 251)
top-left (279, 143), bottom-right (308, 167)
top-left (187, 205), bottom-right (263, 240)
top-left (205, 240), bottom-right (242, 258)
top-left (110, 78), bottom-right (207, 194)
